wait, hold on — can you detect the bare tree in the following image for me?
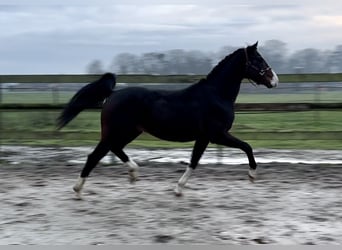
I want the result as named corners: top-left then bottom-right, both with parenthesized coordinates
top-left (88, 41), bottom-right (342, 75)
top-left (86, 60), bottom-right (104, 74)
top-left (185, 50), bottom-right (212, 74)
top-left (326, 45), bottom-right (342, 73)
top-left (288, 48), bottom-right (325, 73)
top-left (141, 52), bottom-right (166, 74)
top-left (259, 40), bottom-right (288, 73)
top-left (112, 53), bottom-right (140, 74)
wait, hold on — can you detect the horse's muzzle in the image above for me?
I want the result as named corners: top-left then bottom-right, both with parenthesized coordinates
top-left (269, 69), bottom-right (279, 88)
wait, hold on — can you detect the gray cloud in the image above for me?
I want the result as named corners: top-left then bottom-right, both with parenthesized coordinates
top-left (0, 1), bottom-right (342, 73)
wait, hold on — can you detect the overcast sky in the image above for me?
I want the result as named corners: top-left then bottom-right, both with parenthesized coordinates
top-left (1, 0), bottom-right (341, 74)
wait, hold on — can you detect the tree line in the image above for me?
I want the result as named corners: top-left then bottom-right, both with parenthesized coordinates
top-left (87, 40), bottom-right (342, 75)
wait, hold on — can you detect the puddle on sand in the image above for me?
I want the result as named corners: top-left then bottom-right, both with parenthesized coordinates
top-left (1, 146), bottom-right (342, 165)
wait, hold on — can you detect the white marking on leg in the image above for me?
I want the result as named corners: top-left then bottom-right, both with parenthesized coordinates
top-left (248, 168), bottom-right (257, 182)
top-left (175, 167), bottom-right (193, 196)
top-left (73, 176), bottom-right (86, 194)
top-left (270, 69), bottom-right (279, 87)
top-left (124, 160), bottom-right (139, 182)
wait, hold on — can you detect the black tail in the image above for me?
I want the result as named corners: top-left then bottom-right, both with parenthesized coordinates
top-left (57, 72), bottom-right (116, 130)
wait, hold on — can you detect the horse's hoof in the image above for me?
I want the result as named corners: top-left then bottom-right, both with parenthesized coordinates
top-left (73, 184), bottom-right (82, 193)
top-left (73, 186), bottom-right (82, 199)
top-left (128, 169), bottom-right (139, 183)
top-left (126, 160), bottom-right (139, 182)
top-left (248, 168), bottom-right (257, 183)
top-left (174, 191), bottom-right (183, 197)
top-left (174, 185), bottom-right (183, 197)
top-left (74, 191), bottom-right (82, 199)
top-left (73, 176), bottom-right (86, 193)
top-left (129, 177), bottom-right (138, 183)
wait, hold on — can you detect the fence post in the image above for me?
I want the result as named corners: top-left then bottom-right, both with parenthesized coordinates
top-left (314, 84), bottom-right (321, 124)
top-left (216, 145), bottom-right (223, 164)
top-left (52, 84), bottom-right (59, 104)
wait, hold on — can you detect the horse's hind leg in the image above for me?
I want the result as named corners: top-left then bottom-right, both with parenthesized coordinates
top-left (73, 140), bottom-right (110, 195)
top-left (111, 148), bottom-right (139, 182)
top-left (109, 128), bottom-right (142, 182)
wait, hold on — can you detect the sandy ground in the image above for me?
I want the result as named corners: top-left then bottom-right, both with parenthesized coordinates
top-left (0, 146), bottom-right (342, 245)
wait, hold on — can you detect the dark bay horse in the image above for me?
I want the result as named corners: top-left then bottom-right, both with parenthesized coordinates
top-left (58, 42), bottom-right (278, 196)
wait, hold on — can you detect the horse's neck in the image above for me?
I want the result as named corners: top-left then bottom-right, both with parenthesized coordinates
top-left (208, 64), bottom-right (244, 102)
top-left (207, 53), bottom-right (245, 102)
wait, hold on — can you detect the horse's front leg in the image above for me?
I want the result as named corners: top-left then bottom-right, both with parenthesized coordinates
top-left (210, 132), bottom-right (258, 181)
top-left (175, 139), bottom-right (209, 196)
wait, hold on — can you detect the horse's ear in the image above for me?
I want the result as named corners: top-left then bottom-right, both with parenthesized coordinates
top-left (247, 41), bottom-right (258, 54)
top-left (250, 41), bottom-right (258, 50)
top-left (253, 41), bottom-right (258, 49)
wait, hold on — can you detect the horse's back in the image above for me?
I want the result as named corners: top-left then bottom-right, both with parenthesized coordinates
top-left (101, 85), bottom-right (207, 141)
top-left (102, 87), bottom-right (151, 120)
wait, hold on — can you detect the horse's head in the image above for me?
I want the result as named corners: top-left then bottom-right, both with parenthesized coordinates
top-left (244, 42), bottom-right (279, 88)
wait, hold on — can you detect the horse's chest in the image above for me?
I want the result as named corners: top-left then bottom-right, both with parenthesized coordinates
top-left (210, 103), bottom-right (234, 121)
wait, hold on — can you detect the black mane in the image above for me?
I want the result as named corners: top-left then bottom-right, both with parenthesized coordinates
top-left (206, 48), bottom-right (243, 82)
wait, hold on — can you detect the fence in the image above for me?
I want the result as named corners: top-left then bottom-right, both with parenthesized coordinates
top-left (0, 74), bottom-right (342, 146)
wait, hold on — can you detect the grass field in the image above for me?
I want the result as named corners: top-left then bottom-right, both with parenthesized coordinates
top-left (1, 109), bottom-right (341, 149)
top-left (0, 75), bottom-right (341, 149)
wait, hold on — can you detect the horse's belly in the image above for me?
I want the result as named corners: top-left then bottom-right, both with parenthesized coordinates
top-left (144, 126), bottom-right (197, 142)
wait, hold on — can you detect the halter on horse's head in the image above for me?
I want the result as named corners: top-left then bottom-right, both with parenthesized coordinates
top-left (244, 42), bottom-right (279, 88)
